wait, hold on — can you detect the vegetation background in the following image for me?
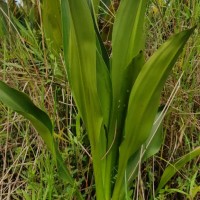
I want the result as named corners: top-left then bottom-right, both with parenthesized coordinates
top-left (0, 0), bottom-right (199, 199)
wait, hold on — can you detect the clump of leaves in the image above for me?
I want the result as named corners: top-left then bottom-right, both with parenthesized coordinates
top-left (0, 0), bottom-right (197, 199)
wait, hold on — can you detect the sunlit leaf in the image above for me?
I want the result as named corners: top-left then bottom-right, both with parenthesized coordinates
top-left (112, 27), bottom-right (195, 199)
top-left (111, 0), bottom-right (147, 108)
top-left (62, 1), bottom-right (105, 199)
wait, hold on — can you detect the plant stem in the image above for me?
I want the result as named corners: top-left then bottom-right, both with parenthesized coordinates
top-left (91, 142), bottom-right (106, 200)
top-left (112, 155), bottom-right (128, 200)
top-left (104, 112), bottom-right (120, 200)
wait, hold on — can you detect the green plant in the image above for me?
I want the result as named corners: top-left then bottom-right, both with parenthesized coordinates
top-left (156, 147), bottom-right (200, 193)
top-left (0, 0), bottom-right (198, 199)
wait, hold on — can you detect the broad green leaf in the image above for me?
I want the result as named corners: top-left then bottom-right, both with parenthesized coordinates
top-left (64, 1), bottom-right (105, 199)
top-left (112, 27), bottom-right (195, 199)
top-left (126, 107), bottom-right (164, 181)
top-left (96, 50), bottom-right (112, 127)
top-left (105, 2), bottom-right (148, 196)
top-left (111, 0), bottom-right (147, 111)
top-left (96, 48), bottom-right (111, 195)
top-left (121, 27), bottom-right (195, 160)
top-left (156, 146), bottom-right (200, 193)
top-left (106, 2), bottom-right (148, 190)
top-left (95, 27), bottom-right (110, 69)
top-left (0, 81), bottom-right (82, 197)
top-left (140, 106), bottom-right (164, 160)
top-left (117, 51), bottom-right (145, 133)
top-left (119, 108), bottom-right (164, 199)
top-left (67, 0), bottom-right (102, 144)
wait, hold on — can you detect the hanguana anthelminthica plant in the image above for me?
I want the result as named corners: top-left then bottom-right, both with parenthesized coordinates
top-left (0, 0), bottom-right (199, 199)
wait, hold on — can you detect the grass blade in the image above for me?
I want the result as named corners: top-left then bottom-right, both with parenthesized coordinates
top-left (89, 0), bottom-right (100, 14)
top-left (156, 146), bottom-right (200, 194)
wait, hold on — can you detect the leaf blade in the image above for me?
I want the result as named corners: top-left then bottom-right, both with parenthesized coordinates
top-left (63, 1), bottom-right (105, 199)
top-left (112, 27), bottom-right (195, 199)
top-left (111, 0), bottom-right (147, 109)
top-left (0, 81), bottom-right (78, 191)
top-left (156, 146), bottom-right (200, 193)
top-left (67, 0), bottom-right (102, 143)
top-left (121, 27), bottom-right (195, 161)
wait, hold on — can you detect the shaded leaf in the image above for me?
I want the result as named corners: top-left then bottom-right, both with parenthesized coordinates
top-left (117, 51), bottom-right (145, 133)
top-left (96, 50), bottom-right (112, 127)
